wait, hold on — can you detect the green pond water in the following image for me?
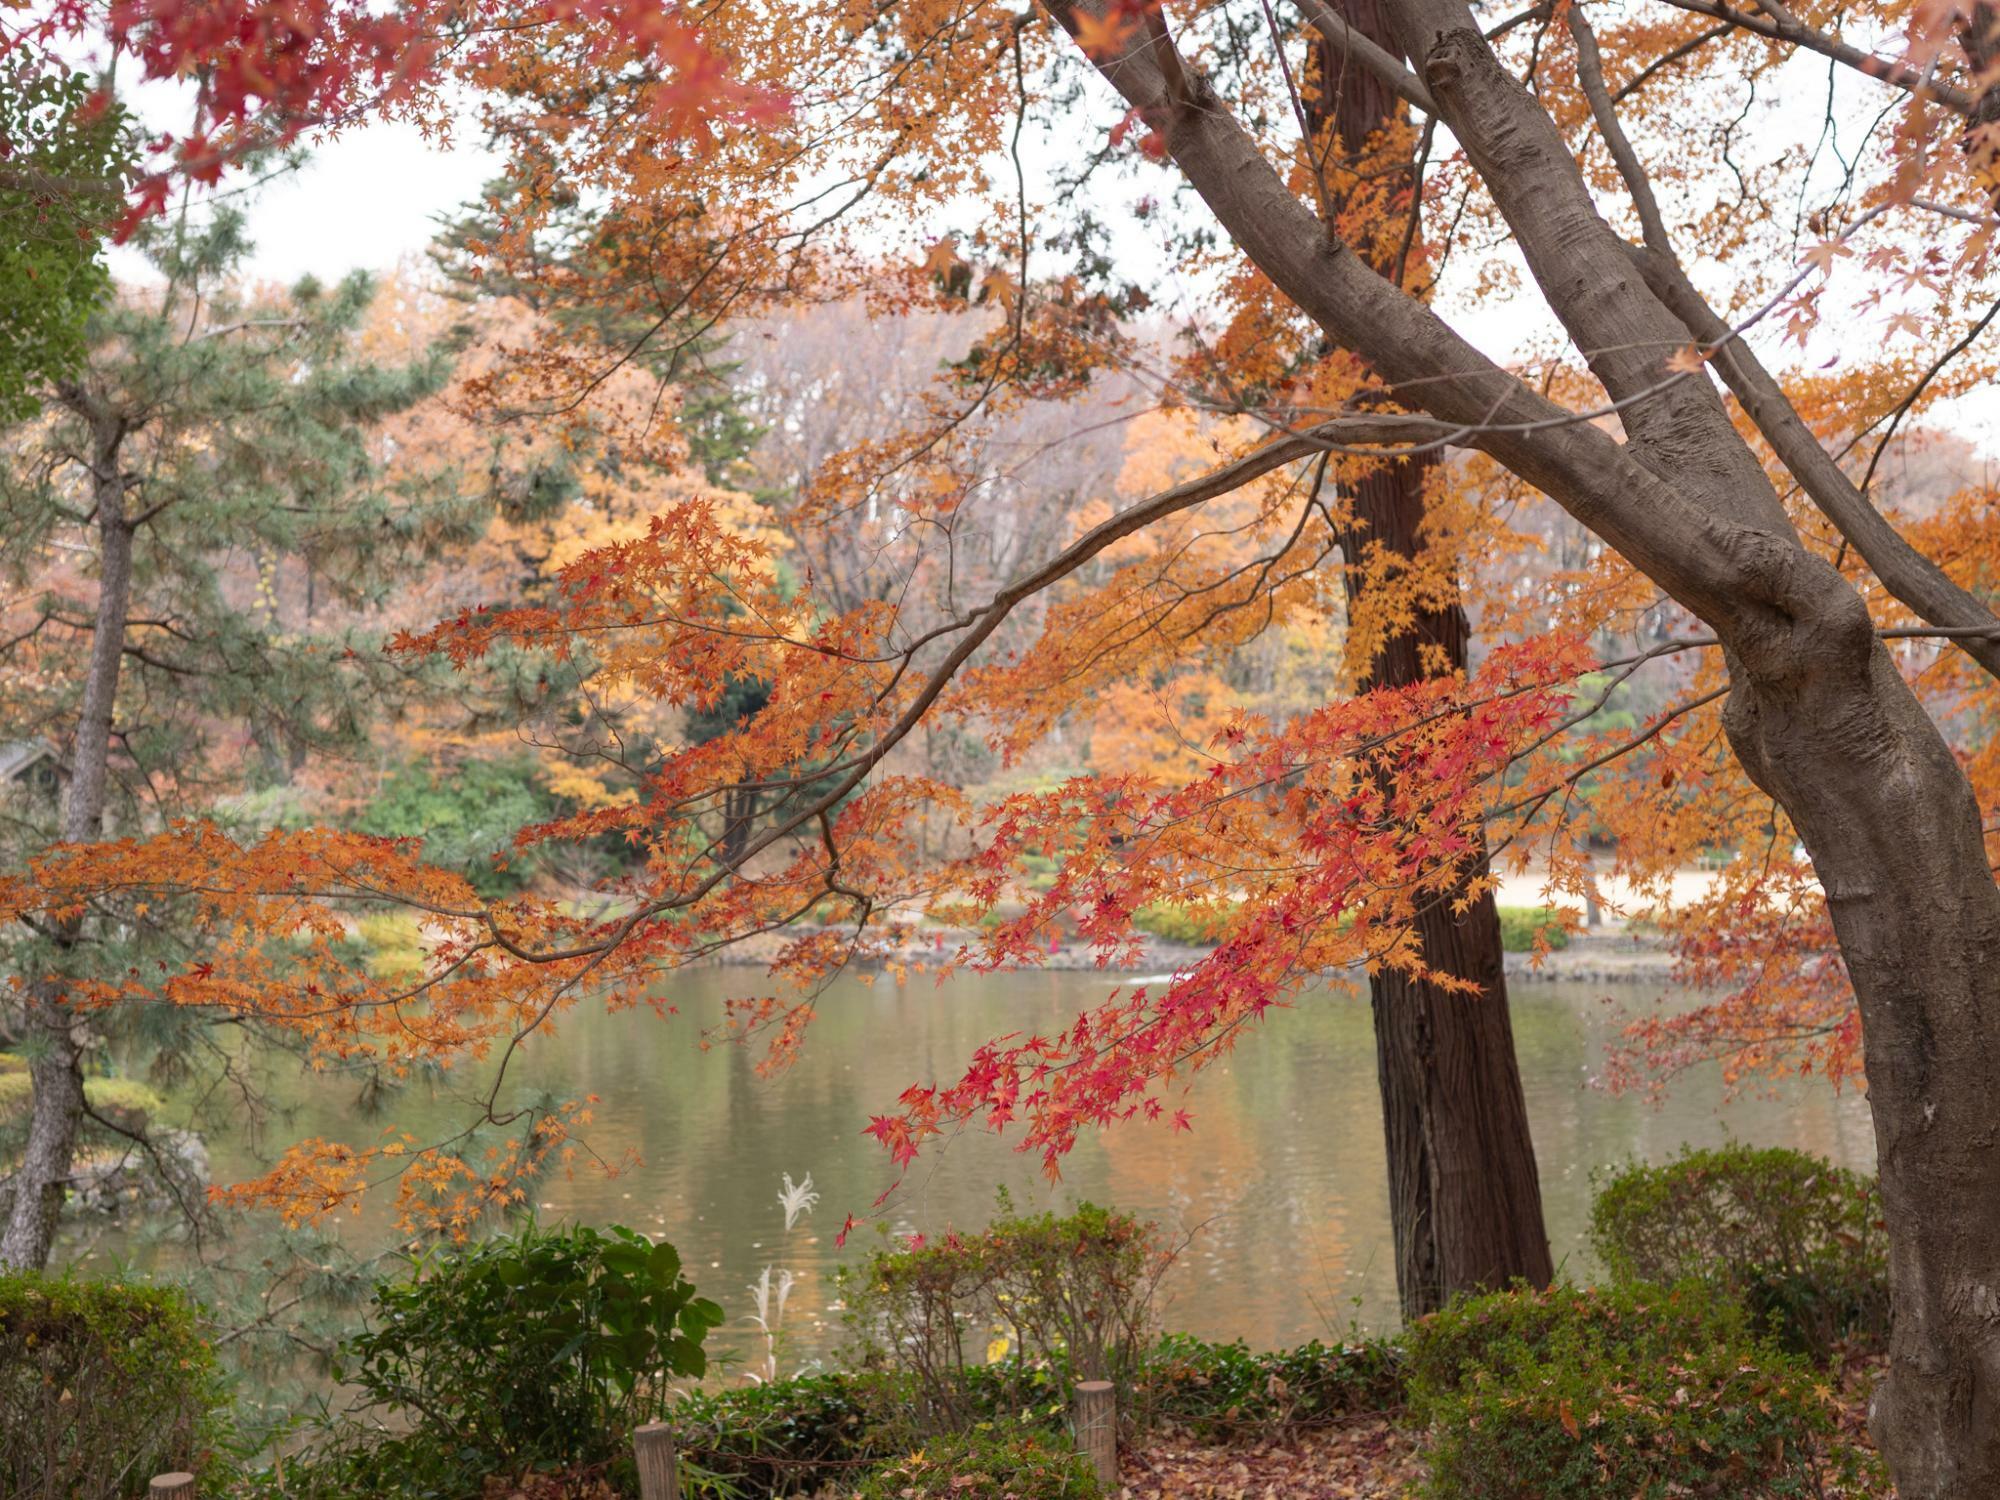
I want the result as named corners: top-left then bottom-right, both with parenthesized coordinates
top-left (89, 966), bottom-right (1876, 1372)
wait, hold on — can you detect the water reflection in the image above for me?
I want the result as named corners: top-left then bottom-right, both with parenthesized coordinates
top-left (152, 968), bottom-right (1880, 1368)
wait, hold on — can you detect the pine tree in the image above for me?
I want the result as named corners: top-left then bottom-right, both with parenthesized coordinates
top-left (0, 202), bottom-right (478, 1269)
top-left (433, 177), bottom-right (770, 490)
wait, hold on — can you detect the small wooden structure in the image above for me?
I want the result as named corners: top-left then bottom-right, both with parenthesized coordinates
top-left (635, 1420), bottom-right (680, 1500)
top-left (1071, 1380), bottom-right (1118, 1489)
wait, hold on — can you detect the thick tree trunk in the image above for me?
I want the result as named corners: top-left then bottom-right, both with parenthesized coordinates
top-left (0, 410), bottom-right (131, 1272)
top-left (1369, 875), bottom-right (1553, 1310)
top-left (1310, 7), bottom-right (1552, 1317)
top-left (1063, 1), bottom-right (2000, 1483)
top-left (1724, 623), bottom-right (2000, 1496)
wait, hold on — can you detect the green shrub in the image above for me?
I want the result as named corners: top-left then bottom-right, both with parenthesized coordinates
top-left (844, 1425), bottom-right (1101, 1500)
top-left (356, 755), bottom-right (559, 895)
top-left (839, 1202), bottom-right (1170, 1436)
top-left (1142, 1333), bottom-right (1403, 1438)
top-left (1405, 1281), bottom-right (1871, 1499)
top-left (1495, 906), bottom-right (1569, 953)
top-left (1590, 1144), bottom-right (1888, 1357)
top-left (0, 1072), bottom-right (163, 1124)
top-left (331, 1223), bottom-right (722, 1493)
top-left (353, 910), bottom-right (426, 980)
top-left (0, 1273), bottom-right (232, 1498)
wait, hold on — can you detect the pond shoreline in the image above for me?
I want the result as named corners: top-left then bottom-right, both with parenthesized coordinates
top-left (716, 927), bottom-right (1680, 984)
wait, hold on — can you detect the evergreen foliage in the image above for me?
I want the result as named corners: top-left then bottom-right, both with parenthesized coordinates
top-left (1404, 1281), bottom-right (1870, 1498)
top-left (0, 196), bottom-right (480, 1254)
top-left (1590, 1145), bottom-right (1889, 1358)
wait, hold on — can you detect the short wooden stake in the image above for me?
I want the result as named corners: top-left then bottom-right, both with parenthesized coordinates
top-left (635, 1420), bottom-right (679, 1500)
top-left (1071, 1380), bottom-right (1117, 1491)
top-left (149, 1477), bottom-right (196, 1499)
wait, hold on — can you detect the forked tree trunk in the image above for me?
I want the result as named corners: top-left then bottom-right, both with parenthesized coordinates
top-left (1310, 7), bottom-right (1552, 1318)
top-left (1061, 0), bottom-right (2000, 1482)
top-left (0, 408), bottom-right (130, 1272)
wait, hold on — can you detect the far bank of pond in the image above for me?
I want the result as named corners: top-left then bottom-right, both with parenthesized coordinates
top-left (86, 954), bottom-right (1873, 1373)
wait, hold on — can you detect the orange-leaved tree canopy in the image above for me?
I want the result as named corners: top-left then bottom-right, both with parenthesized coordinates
top-left (11, 0), bottom-right (2000, 1492)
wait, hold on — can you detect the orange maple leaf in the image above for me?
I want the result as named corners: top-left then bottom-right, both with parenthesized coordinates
top-left (1072, 8), bottom-right (1138, 58)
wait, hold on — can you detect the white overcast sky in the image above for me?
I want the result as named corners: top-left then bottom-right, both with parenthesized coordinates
top-left (108, 118), bottom-right (501, 287)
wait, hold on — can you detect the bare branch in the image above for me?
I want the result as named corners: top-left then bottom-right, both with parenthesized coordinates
top-left (1627, 243), bottom-right (2000, 682)
top-left (1568, 7), bottom-right (1675, 256)
top-left (1651, 0), bottom-right (1975, 112)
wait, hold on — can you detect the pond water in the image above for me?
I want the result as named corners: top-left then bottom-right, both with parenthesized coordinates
top-left (113, 966), bottom-right (1878, 1372)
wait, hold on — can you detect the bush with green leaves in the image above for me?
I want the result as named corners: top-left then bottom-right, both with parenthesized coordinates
top-left (1405, 1281), bottom-right (1872, 1499)
top-left (1590, 1144), bottom-right (1888, 1358)
top-left (844, 1425), bottom-right (1101, 1500)
top-left (329, 1223), bottom-right (722, 1492)
top-left (0, 1273), bottom-right (232, 1499)
top-left (0, 1071), bottom-right (163, 1130)
top-left (1142, 1333), bottom-right (1403, 1438)
top-left (1495, 906), bottom-right (1569, 953)
top-left (839, 1203), bottom-right (1171, 1435)
top-left (355, 755), bottom-right (560, 895)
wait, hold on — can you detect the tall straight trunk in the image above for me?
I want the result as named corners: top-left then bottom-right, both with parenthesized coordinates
top-left (0, 408), bottom-right (131, 1272)
top-left (1309, 4), bottom-right (1552, 1318)
top-left (1336, 461), bottom-right (1554, 1316)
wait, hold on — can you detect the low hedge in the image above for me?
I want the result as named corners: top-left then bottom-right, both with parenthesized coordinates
top-left (1590, 1144), bottom-right (1888, 1357)
top-left (838, 1202), bottom-right (1167, 1435)
top-left (1405, 1281), bottom-right (1873, 1499)
top-left (1132, 902), bottom-right (1241, 945)
top-left (0, 1071), bottom-right (165, 1130)
top-left (1495, 906), bottom-right (1569, 953)
top-left (1143, 1333), bottom-right (1402, 1438)
top-left (674, 1372), bottom-right (898, 1498)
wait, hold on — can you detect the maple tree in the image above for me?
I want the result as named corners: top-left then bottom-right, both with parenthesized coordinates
top-left (9, 0), bottom-right (2000, 1493)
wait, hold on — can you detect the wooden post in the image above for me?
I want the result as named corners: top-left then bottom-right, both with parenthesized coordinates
top-left (634, 1421), bottom-right (679, 1500)
top-left (1071, 1380), bottom-right (1117, 1491)
top-left (149, 1477), bottom-right (196, 1499)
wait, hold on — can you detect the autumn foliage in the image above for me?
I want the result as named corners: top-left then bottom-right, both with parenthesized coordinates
top-left (8, 0), bottom-right (2000, 1285)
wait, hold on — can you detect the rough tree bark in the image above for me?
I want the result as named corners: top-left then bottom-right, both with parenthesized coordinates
top-left (1053, 1), bottom-right (2000, 1490)
top-left (1337, 463), bottom-right (1553, 1314)
top-left (0, 401), bottom-right (131, 1272)
top-left (1308, 2), bottom-right (1552, 1318)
